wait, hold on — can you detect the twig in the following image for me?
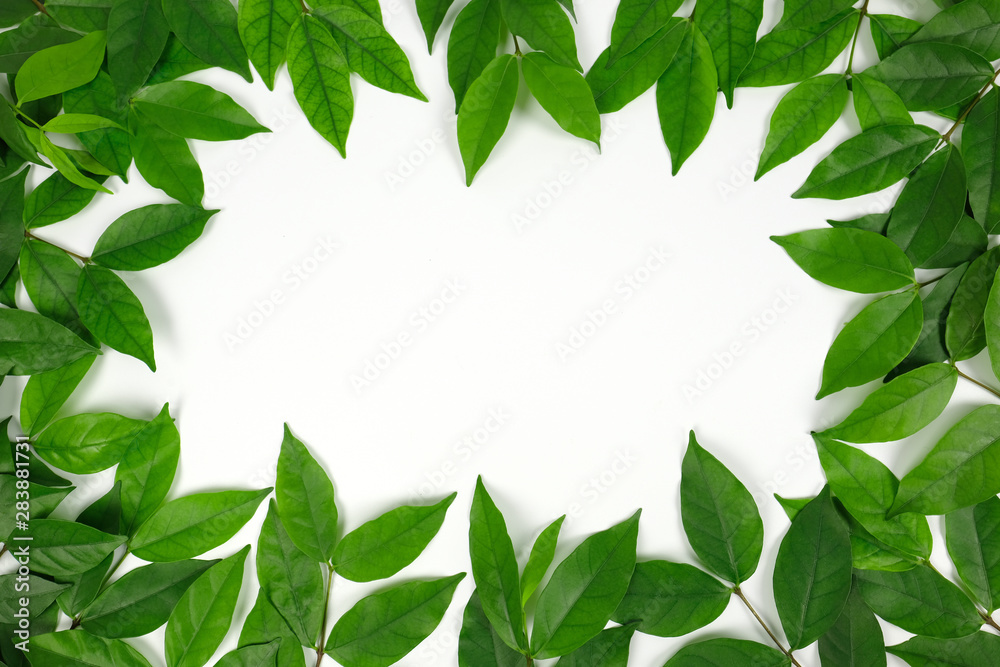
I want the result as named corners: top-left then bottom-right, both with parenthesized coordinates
top-left (734, 587), bottom-right (802, 667)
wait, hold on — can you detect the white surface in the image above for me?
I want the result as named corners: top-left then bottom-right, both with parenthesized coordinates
top-left (1, 0), bottom-right (989, 664)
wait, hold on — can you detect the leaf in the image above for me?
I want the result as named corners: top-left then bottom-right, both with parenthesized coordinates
top-left (161, 0), bottom-right (252, 81)
top-left (333, 493), bottom-right (455, 582)
top-left (130, 111), bottom-right (204, 206)
top-left (757, 74), bottom-right (848, 179)
top-left (165, 547), bottom-right (249, 667)
top-left (24, 171), bottom-right (104, 229)
top-left (116, 404), bottom-right (181, 535)
top-left (28, 630), bottom-right (153, 667)
top-left (107, 0), bottom-right (171, 104)
top-left (238, 0), bottom-right (300, 90)
top-left (313, 6), bottom-right (427, 101)
top-left (92, 204), bottom-right (218, 271)
top-left (611, 560), bottom-right (729, 636)
top-left (586, 18), bottom-right (686, 114)
top-left (31, 131), bottom-right (112, 194)
top-left (468, 477), bottom-right (526, 651)
top-left (771, 227), bottom-right (916, 294)
top-left (33, 412), bottom-right (147, 475)
top-left (520, 515), bottom-right (565, 603)
top-left (457, 590), bottom-right (523, 667)
top-left (946, 246), bottom-right (1000, 360)
top-left (0, 575), bottom-right (69, 623)
top-left (81, 559), bottom-right (216, 638)
top-left (947, 496), bottom-right (1000, 612)
top-left (148, 33), bottom-right (212, 85)
top-left (663, 638), bottom-right (790, 666)
top-left (62, 72), bottom-right (133, 179)
top-left (964, 86), bottom-right (1000, 233)
top-left (76, 265), bottom-right (156, 371)
top-left (415, 0), bottom-right (458, 51)
top-left (19, 239), bottom-right (89, 339)
top-left (555, 623), bottom-right (637, 666)
top-left (907, 0), bottom-right (1000, 61)
top-left (793, 124), bottom-right (940, 200)
top-left (275, 424), bottom-right (338, 563)
top-left (0, 308), bottom-right (97, 375)
top-left (679, 432), bottom-right (762, 584)
top-left (133, 81), bottom-right (270, 141)
top-left (447, 0), bottom-right (502, 112)
top-left (656, 22), bottom-right (717, 175)
top-left (238, 592), bottom-right (306, 667)
top-left (889, 632), bottom-right (1000, 667)
top-left (856, 566), bottom-right (983, 637)
top-left (256, 501), bottom-right (325, 647)
top-left (530, 510), bottom-right (640, 659)
top-left (20, 354), bottom-right (95, 436)
top-left (852, 72), bottom-right (914, 132)
top-left (215, 640), bottom-right (282, 667)
top-left (869, 13), bottom-right (922, 60)
top-left (286, 14), bottom-right (354, 157)
top-left (817, 583), bottom-right (886, 667)
top-left (0, 170), bottom-right (24, 282)
top-left (0, 1), bottom-right (38, 29)
top-left (868, 43), bottom-right (994, 112)
top-left (923, 214), bottom-right (988, 270)
top-left (891, 405), bottom-right (1000, 517)
top-left (131, 488), bottom-right (271, 561)
top-left (15, 30), bottom-right (105, 105)
top-left (45, 0), bottom-right (113, 32)
top-left (521, 52), bottom-right (600, 146)
top-left (738, 10), bottom-right (858, 88)
top-left (30, 519), bottom-right (127, 578)
top-left (607, 0), bottom-right (683, 66)
top-left (312, 0), bottom-right (383, 24)
top-left (817, 290), bottom-right (923, 398)
top-left (695, 0), bottom-right (763, 107)
top-left (76, 482), bottom-right (123, 536)
top-left (780, 0), bottom-right (857, 29)
top-left (41, 114), bottom-right (124, 134)
top-left (325, 574), bottom-right (465, 667)
top-left (0, 477), bottom-right (73, 541)
top-left (500, 0), bottom-right (579, 70)
top-left (893, 263), bottom-right (968, 376)
top-left (457, 54), bottom-right (519, 185)
top-left (0, 97), bottom-right (42, 164)
top-left (820, 363), bottom-right (957, 443)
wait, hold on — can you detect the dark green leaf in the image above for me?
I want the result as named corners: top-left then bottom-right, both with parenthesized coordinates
top-left (908, 0), bottom-right (1000, 61)
top-left (520, 514), bottom-right (565, 603)
top-left (663, 638), bottom-right (790, 666)
top-left (818, 583), bottom-right (886, 667)
top-left (76, 264), bottom-right (156, 371)
top-left (868, 43), bottom-right (994, 112)
top-left (739, 10), bottom-right (858, 87)
top-left (57, 553), bottom-right (114, 620)
top-left (238, 592), bottom-right (306, 667)
top-left (522, 52), bottom-right (600, 146)
top-left (964, 86), bottom-right (1000, 233)
top-left (20, 354), bottom-right (95, 436)
top-left (892, 263), bottom-right (968, 376)
top-left (447, 0), bottom-right (502, 112)
top-left (161, 0), bottom-right (252, 81)
top-left (148, 34), bottom-right (211, 85)
top-left (237, 0), bottom-right (300, 90)
top-left (780, 0), bottom-right (857, 29)
top-left (33, 411), bottom-right (147, 474)
top-left (0, 575), bottom-right (69, 624)
top-left (869, 14), bottom-right (922, 60)
top-left (0, 1), bottom-right (37, 29)
top-left (501, 0), bottom-right (579, 70)
top-left (947, 496), bottom-right (1000, 612)
top-left (62, 72), bottom-right (133, 179)
top-left (458, 54), bottom-right (519, 185)
top-left (889, 632), bottom-right (1000, 666)
top-left (30, 519), bottom-right (126, 578)
top-left (215, 640), bottom-right (282, 667)
top-left (0, 98), bottom-right (41, 165)
top-left (555, 623), bottom-right (637, 667)
top-left (457, 590), bottom-right (523, 667)
top-left (0, 169), bottom-right (25, 281)
top-left (0, 308), bottom-right (97, 375)
top-left (611, 560), bottom-right (729, 636)
top-left (0, 477), bottom-right (73, 541)
top-left (133, 81), bottom-right (270, 141)
top-left (946, 245), bottom-right (1000, 360)
top-left (76, 482), bottom-right (122, 535)
top-left (0, 14), bottom-right (78, 75)
top-left (857, 566), bottom-right (983, 637)
top-left (107, 0), bottom-right (170, 104)
top-left (130, 111), bottom-right (204, 206)
top-left (46, 0), bottom-right (112, 32)
top-left (115, 403), bottom-right (180, 535)
top-left (923, 214), bottom-right (988, 270)
top-left (92, 204), bottom-right (218, 271)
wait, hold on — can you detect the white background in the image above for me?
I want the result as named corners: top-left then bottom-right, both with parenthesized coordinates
top-left (3, 0), bottom-right (998, 664)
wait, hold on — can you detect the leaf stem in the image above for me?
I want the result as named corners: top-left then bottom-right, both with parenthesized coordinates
top-left (23, 229), bottom-right (91, 264)
top-left (315, 564), bottom-right (334, 666)
top-left (734, 587), bottom-right (802, 667)
top-left (942, 67), bottom-right (1000, 143)
top-left (982, 611), bottom-right (1000, 634)
top-left (30, 0), bottom-right (49, 16)
top-left (917, 274), bottom-right (946, 288)
top-left (513, 35), bottom-right (522, 57)
top-left (845, 0), bottom-right (871, 76)
top-left (951, 363), bottom-right (1000, 400)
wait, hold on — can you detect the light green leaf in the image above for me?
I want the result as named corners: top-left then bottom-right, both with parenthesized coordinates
top-left (500, 0), bottom-right (579, 70)
top-left (33, 411), bottom-right (147, 475)
top-left (30, 519), bottom-right (127, 578)
top-left (32, 130), bottom-right (113, 194)
top-left (856, 565), bottom-right (983, 637)
top-left (907, 0), bottom-right (1000, 61)
top-left (76, 265), bottom-right (156, 371)
top-left (663, 638), bottom-right (790, 666)
top-left (947, 496), bottom-right (1000, 613)
top-left (107, 0), bottom-right (171, 104)
top-left (888, 633), bottom-right (1000, 667)
top-left (28, 630), bottom-right (153, 667)
top-left (868, 42), bottom-right (994, 112)
top-left (15, 30), bottom-right (105, 105)
top-left (41, 114), bottom-right (123, 135)
top-left (238, 0), bottom-right (300, 90)
top-left (92, 204), bottom-right (218, 271)
top-left (555, 623), bottom-right (637, 667)
top-left (275, 424), bottom-right (338, 563)
top-left (964, 86), bottom-right (1000, 233)
top-left (0, 308), bottom-right (98, 375)
top-left (447, 0), bottom-right (502, 112)
top-left (25, 171), bottom-right (104, 229)
top-left (130, 111), bottom-right (204, 206)
top-left (133, 81), bottom-right (269, 141)
top-left (739, 10), bottom-right (858, 87)
top-left (827, 213), bottom-right (887, 234)
top-left (520, 515), bottom-right (565, 603)
top-left (457, 54), bottom-right (519, 185)
top-left (852, 72), bottom-right (913, 131)
top-left (522, 51), bottom-right (600, 145)
top-left (20, 354), bottom-right (95, 436)
top-left (115, 404), bottom-right (181, 535)
top-left (695, 0), bottom-right (764, 107)
top-left (946, 246), bottom-right (1000, 361)
top-left (611, 560), bottom-right (729, 636)
top-left (161, 0), bottom-right (252, 81)
top-left (311, 0), bottom-right (383, 24)
top-left (608, 0), bottom-right (683, 66)
top-left (818, 584), bottom-right (886, 667)
top-left (457, 590), bottom-right (523, 667)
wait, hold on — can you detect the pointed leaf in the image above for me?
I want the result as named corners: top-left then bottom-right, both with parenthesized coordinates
top-left (107, 0), bottom-right (170, 104)
top-left (964, 86), bottom-right (1000, 234)
top-left (888, 632), bottom-right (1000, 667)
top-left (458, 54), bottom-right (519, 185)
top-left (522, 52), bottom-right (600, 145)
top-left (20, 354), bottom-right (95, 436)
top-left (501, 0), bottom-right (579, 70)
top-left (275, 424), bottom-right (338, 563)
top-left (869, 13), bottom-right (922, 60)
top-left (520, 514), bottom-right (565, 603)
top-left (76, 265), bottom-right (155, 371)
top-left (853, 72), bottom-right (913, 131)
top-left (33, 411), bottom-right (147, 474)
top-left (62, 71), bottom-right (133, 179)
top-left (817, 583), bottom-right (886, 667)
top-left (947, 246), bottom-right (1000, 361)
top-left (15, 30), bottom-right (105, 105)
top-left (29, 630), bottom-right (153, 667)
top-left (908, 0), bottom-right (1000, 61)
top-left (608, 0), bottom-right (682, 65)
top-left (893, 263), bottom-right (968, 376)
top-left (415, 0), bottom-right (458, 52)
top-left (447, 0), bottom-right (502, 112)
top-left (663, 638), bottom-right (790, 666)
top-left (29, 519), bottom-right (127, 578)
top-left (457, 589), bottom-right (523, 667)
top-left (947, 496), bottom-right (1000, 612)
top-left (130, 112), bottom-right (204, 206)
top-left (115, 404), bottom-right (181, 535)
top-left (238, 0), bottom-right (300, 90)
top-left (555, 623), bottom-right (637, 666)
top-left (161, 0), bottom-right (251, 81)
top-left (25, 171), bottom-right (103, 229)
top-left (868, 42), bottom-right (993, 112)
top-left (0, 308), bottom-right (97, 375)
top-left (611, 560), bottom-right (729, 636)
top-left (19, 238), bottom-right (88, 337)
top-left (133, 81), bottom-right (269, 141)
top-left (856, 566), bottom-right (983, 638)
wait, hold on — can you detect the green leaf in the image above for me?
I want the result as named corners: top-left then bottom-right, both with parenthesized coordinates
top-left (889, 632), bottom-right (1000, 667)
top-left (679, 431), bottom-right (763, 584)
top-left (852, 72), bottom-right (913, 132)
top-left (313, 6), bottom-right (427, 102)
top-left (0, 98), bottom-right (42, 164)
top-left (773, 488), bottom-right (852, 649)
top-left (0, 1), bottom-right (38, 29)
top-left (415, 0), bottom-right (458, 51)
top-left (907, 0), bottom-right (1000, 61)
top-left (818, 583), bottom-right (886, 667)
top-left (24, 171), bottom-right (104, 229)
top-left (161, 0), bottom-right (251, 81)
top-left (0, 477), bottom-right (73, 541)
top-left (31, 130), bottom-right (112, 194)
top-left (76, 264), bottom-right (156, 371)
top-left (555, 623), bottom-right (637, 667)
top-left (756, 74), bottom-right (848, 179)
top-left (0, 170), bottom-right (24, 281)
top-left (530, 510), bottom-right (640, 659)
top-left (891, 405), bottom-right (1000, 517)
top-left (130, 111), bottom-right (204, 206)
top-left (325, 574), bottom-right (465, 667)
top-left (520, 515), bottom-right (565, 603)
top-left (46, 0), bottom-right (113, 32)
top-left (457, 54), bottom-right (519, 185)
top-left (964, 86), bottom-right (1000, 234)
top-left (115, 404), bottom-right (181, 535)
top-left (663, 638), bottom-right (790, 666)
top-left (817, 290), bottom-right (923, 398)
top-left (62, 72), bottom-right (133, 179)
top-left (447, 0), bottom-right (502, 112)
top-left (772, 227), bottom-right (915, 294)
top-left (107, 0), bottom-right (171, 104)
top-left (820, 363), bottom-right (957, 443)
top-left (815, 435), bottom-right (932, 559)
top-left (868, 43), bottom-right (994, 112)
top-left (15, 30), bottom-right (105, 105)
top-left (0, 14), bottom-right (79, 75)
top-left (893, 263), bottom-right (968, 376)
top-left (947, 496), bottom-right (1000, 612)
top-left (500, 0), bottom-right (579, 70)
top-left (238, 0), bottom-right (300, 90)
top-left (148, 33), bottom-right (211, 85)
top-left (586, 18), bottom-right (686, 114)
top-left (275, 424), bottom-right (338, 563)
top-left (286, 14), bottom-right (354, 157)
top-left (215, 640), bottom-right (282, 667)
top-left (793, 124), bottom-right (940, 200)
top-left (856, 565), bottom-right (983, 637)
top-left (165, 547), bottom-right (249, 667)
top-left (333, 493), bottom-right (455, 582)
top-left (19, 239), bottom-right (89, 339)
top-left (695, 0), bottom-right (764, 107)
top-left (869, 14), bottom-right (923, 60)
top-left (133, 81), bottom-right (270, 141)
top-left (28, 630), bottom-right (153, 667)
top-left (468, 477), bottom-right (526, 651)
top-left (0, 308), bottom-right (97, 375)
top-left (946, 246), bottom-right (1000, 361)
top-left (311, 0), bottom-right (383, 24)
top-left (238, 592), bottom-right (306, 667)
top-left (30, 519), bottom-right (127, 578)
top-left (923, 214), bottom-right (988, 270)
top-left (611, 560), bottom-right (729, 636)
top-left (522, 51), bottom-right (600, 146)
top-left (656, 22), bottom-right (717, 175)
top-left (256, 500), bottom-right (324, 647)
top-left (76, 482), bottom-right (123, 536)
top-left (81, 559), bottom-right (216, 638)
top-left (33, 411), bottom-right (147, 475)
top-left (41, 114), bottom-right (123, 134)
top-left (92, 204), bottom-right (218, 271)
top-left (607, 0), bottom-right (683, 66)
top-left (20, 354), bottom-right (95, 436)
top-left (131, 488), bottom-right (271, 561)
top-left (780, 0), bottom-right (857, 29)
top-left (739, 10), bottom-right (858, 87)
top-left (0, 575), bottom-right (69, 623)
top-left (457, 590), bottom-right (523, 667)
